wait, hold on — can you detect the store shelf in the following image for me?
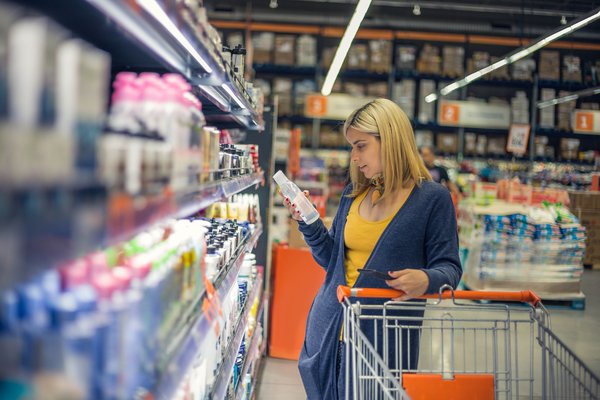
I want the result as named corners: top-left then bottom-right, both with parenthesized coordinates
top-left (152, 225), bottom-right (263, 400)
top-left (24, 0), bottom-right (262, 131)
top-left (247, 341), bottom-right (267, 400)
top-left (234, 314), bottom-right (263, 399)
top-left (210, 271), bottom-right (264, 400)
top-left (278, 115), bottom-right (344, 126)
top-left (253, 63), bottom-right (317, 77)
top-left (538, 79), bottom-right (594, 91)
top-left (108, 172), bottom-right (263, 246)
top-left (536, 128), bottom-right (600, 140)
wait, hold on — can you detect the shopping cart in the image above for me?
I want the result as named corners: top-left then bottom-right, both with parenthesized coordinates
top-left (337, 285), bottom-right (600, 400)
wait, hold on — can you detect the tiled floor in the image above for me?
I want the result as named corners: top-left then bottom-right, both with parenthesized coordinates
top-left (256, 269), bottom-right (600, 399)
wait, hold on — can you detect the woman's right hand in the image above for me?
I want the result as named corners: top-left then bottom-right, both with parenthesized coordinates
top-left (280, 190), bottom-right (311, 222)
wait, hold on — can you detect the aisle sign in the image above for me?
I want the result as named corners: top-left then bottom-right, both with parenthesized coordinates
top-left (572, 110), bottom-right (600, 134)
top-left (438, 100), bottom-right (510, 129)
top-left (305, 93), bottom-right (374, 120)
top-left (506, 124), bottom-right (530, 155)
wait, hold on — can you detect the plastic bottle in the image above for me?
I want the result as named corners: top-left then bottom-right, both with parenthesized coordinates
top-left (273, 170), bottom-right (319, 225)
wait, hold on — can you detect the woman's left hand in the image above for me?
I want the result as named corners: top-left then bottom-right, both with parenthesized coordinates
top-left (386, 269), bottom-right (429, 301)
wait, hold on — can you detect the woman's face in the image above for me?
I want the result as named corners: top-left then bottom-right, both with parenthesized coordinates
top-left (346, 127), bottom-right (382, 179)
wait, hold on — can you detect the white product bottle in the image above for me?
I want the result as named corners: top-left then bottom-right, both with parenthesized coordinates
top-left (273, 170), bottom-right (319, 225)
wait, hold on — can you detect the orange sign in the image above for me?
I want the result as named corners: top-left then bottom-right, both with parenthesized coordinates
top-left (440, 103), bottom-right (460, 124)
top-left (305, 95), bottom-right (327, 117)
top-left (575, 112), bottom-right (594, 132)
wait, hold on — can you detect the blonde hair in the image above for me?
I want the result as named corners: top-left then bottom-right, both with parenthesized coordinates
top-left (344, 98), bottom-right (431, 201)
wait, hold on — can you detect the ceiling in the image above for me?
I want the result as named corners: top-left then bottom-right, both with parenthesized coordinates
top-left (208, 0), bottom-right (600, 41)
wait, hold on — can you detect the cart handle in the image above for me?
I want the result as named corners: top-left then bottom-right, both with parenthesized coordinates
top-left (336, 285), bottom-right (542, 307)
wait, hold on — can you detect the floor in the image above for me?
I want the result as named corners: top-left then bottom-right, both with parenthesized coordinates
top-left (255, 269), bottom-right (600, 399)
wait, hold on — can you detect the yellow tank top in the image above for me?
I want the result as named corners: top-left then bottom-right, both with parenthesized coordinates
top-left (343, 189), bottom-right (398, 287)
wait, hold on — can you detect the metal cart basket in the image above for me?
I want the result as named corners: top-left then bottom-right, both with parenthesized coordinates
top-left (337, 285), bottom-right (600, 400)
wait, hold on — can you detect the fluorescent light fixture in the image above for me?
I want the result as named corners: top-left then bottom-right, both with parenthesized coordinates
top-left (424, 93), bottom-right (438, 103)
top-left (87, 0), bottom-right (185, 72)
top-left (426, 7), bottom-right (600, 102)
top-left (221, 83), bottom-right (247, 109)
top-left (321, 0), bottom-right (372, 96)
top-left (537, 86), bottom-right (600, 108)
top-left (137, 0), bottom-right (213, 73)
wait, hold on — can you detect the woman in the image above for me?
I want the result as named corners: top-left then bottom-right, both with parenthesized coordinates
top-left (282, 98), bottom-right (462, 399)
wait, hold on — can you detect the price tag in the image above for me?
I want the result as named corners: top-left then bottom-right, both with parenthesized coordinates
top-left (506, 124), bottom-right (530, 155)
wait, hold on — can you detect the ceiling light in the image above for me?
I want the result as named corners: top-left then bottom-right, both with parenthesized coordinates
top-left (413, 5), bottom-right (421, 16)
top-left (426, 7), bottom-right (600, 102)
top-left (321, 0), bottom-right (373, 96)
top-left (269, 0), bottom-right (278, 9)
top-left (561, 15), bottom-right (567, 25)
top-left (137, 0), bottom-right (213, 73)
top-left (537, 86), bottom-right (600, 109)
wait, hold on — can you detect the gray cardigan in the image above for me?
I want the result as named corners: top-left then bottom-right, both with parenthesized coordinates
top-left (296, 181), bottom-right (462, 399)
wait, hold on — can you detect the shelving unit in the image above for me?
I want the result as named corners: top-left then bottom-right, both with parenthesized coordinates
top-left (153, 226), bottom-right (263, 399)
top-left (2, 2), bottom-right (270, 399)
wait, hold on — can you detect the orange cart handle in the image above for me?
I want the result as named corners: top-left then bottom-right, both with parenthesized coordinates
top-left (336, 285), bottom-right (542, 307)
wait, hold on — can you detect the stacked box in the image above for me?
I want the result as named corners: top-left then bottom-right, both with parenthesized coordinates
top-left (580, 102), bottom-right (600, 110)
top-left (560, 138), bottom-right (580, 160)
top-left (273, 78), bottom-right (293, 116)
top-left (511, 91), bottom-right (529, 124)
top-left (476, 135), bottom-right (488, 156)
top-left (488, 137), bottom-right (507, 155)
top-left (252, 32), bottom-right (274, 64)
top-left (368, 40), bottom-right (392, 73)
top-left (437, 133), bottom-right (458, 153)
top-left (367, 82), bottom-right (388, 98)
top-left (539, 51), bottom-right (560, 80)
top-left (344, 82), bottom-right (367, 97)
top-left (442, 46), bottom-right (465, 78)
top-left (296, 35), bottom-right (317, 67)
top-left (392, 79), bottom-right (416, 119)
top-left (294, 80), bottom-right (316, 115)
top-left (417, 44), bottom-right (441, 75)
top-left (557, 90), bottom-right (576, 130)
top-left (274, 35), bottom-right (295, 65)
top-left (415, 131), bottom-right (434, 148)
top-left (396, 45), bottom-right (417, 70)
top-left (347, 43), bottom-right (368, 70)
top-left (535, 135), bottom-right (548, 158)
top-left (563, 55), bottom-right (582, 82)
top-left (490, 56), bottom-right (511, 80)
top-left (539, 88), bottom-right (556, 128)
top-left (512, 58), bottom-right (536, 81)
top-left (569, 192), bottom-right (600, 265)
top-left (465, 132), bottom-right (477, 155)
top-left (321, 46), bottom-right (337, 69)
top-left (418, 79), bottom-right (436, 123)
top-left (468, 51), bottom-right (490, 75)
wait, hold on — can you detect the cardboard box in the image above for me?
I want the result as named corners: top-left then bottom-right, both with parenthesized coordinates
top-left (418, 79), bottom-right (436, 123)
top-left (396, 46), bottom-right (417, 70)
top-left (348, 43), bottom-right (369, 69)
top-left (557, 90), bottom-right (576, 130)
top-left (539, 88), bottom-right (556, 128)
top-left (512, 58), bottom-right (536, 81)
top-left (344, 82), bottom-right (367, 97)
top-left (288, 217), bottom-right (334, 248)
top-left (415, 130), bottom-right (434, 148)
top-left (437, 133), bottom-right (458, 153)
top-left (321, 46), bottom-right (337, 69)
top-left (392, 79), bottom-right (416, 119)
top-left (560, 138), bottom-right (579, 160)
top-left (468, 51), bottom-right (490, 75)
top-left (570, 192), bottom-right (600, 210)
top-left (563, 55), bottom-right (582, 82)
top-left (476, 135), bottom-right (487, 156)
top-left (368, 40), bottom-right (392, 73)
top-left (296, 34), bottom-right (317, 66)
top-left (487, 137), bottom-right (507, 156)
top-left (367, 82), bottom-right (388, 98)
top-left (274, 78), bottom-right (293, 115)
top-left (252, 32), bottom-right (274, 64)
top-left (510, 91), bottom-right (529, 124)
top-left (417, 44), bottom-right (441, 75)
top-left (442, 46), bottom-right (464, 78)
top-left (465, 132), bottom-right (477, 155)
top-left (294, 79), bottom-right (316, 114)
top-left (539, 51), bottom-right (560, 81)
top-left (274, 35), bottom-right (295, 65)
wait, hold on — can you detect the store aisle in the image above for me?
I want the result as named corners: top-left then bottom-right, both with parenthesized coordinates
top-left (256, 270), bottom-right (600, 398)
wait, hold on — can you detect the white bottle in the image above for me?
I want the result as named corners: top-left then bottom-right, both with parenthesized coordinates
top-left (273, 170), bottom-right (319, 225)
